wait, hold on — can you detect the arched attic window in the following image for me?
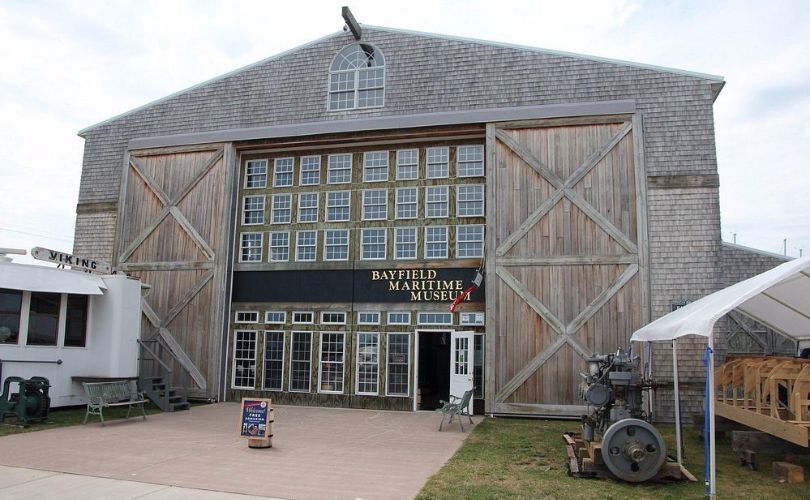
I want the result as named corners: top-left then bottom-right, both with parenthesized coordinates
top-left (328, 43), bottom-right (385, 111)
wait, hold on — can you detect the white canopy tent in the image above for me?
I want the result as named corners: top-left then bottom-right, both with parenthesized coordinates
top-left (631, 255), bottom-right (810, 497)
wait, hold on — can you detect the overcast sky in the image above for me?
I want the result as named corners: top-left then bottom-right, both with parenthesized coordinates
top-left (1, 0), bottom-right (808, 266)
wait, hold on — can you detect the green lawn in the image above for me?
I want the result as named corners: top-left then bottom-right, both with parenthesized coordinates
top-left (0, 403), bottom-right (163, 437)
top-left (418, 418), bottom-right (810, 499)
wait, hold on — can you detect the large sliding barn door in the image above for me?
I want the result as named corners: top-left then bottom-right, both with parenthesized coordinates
top-left (115, 144), bottom-right (235, 398)
top-left (485, 116), bottom-right (649, 415)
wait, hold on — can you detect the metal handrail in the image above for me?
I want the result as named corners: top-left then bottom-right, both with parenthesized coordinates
top-left (0, 359), bottom-right (63, 364)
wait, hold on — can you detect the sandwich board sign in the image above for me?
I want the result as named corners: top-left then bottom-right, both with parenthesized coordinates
top-left (240, 398), bottom-right (273, 448)
top-left (31, 246), bottom-right (112, 274)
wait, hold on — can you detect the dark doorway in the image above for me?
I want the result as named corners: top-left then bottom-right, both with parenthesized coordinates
top-left (418, 331), bottom-right (450, 410)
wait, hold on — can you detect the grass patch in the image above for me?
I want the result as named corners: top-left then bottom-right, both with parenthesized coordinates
top-left (0, 403), bottom-right (163, 437)
top-left (418, 418), bottom-right (810, 499)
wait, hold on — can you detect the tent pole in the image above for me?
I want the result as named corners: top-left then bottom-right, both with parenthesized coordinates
top-left (708, 336), bottom-right (717, 498)
top-left (673, 339), bottom-right (682, 464)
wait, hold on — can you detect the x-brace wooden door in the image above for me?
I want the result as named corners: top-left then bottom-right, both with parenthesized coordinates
top-left (115, 144), bottom-right (235, 398)
top-left (485, 116), bottom-right (650, 415)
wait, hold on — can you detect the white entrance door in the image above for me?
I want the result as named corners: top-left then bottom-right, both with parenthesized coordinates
top-left (449, 330), bottom-right (474, 414)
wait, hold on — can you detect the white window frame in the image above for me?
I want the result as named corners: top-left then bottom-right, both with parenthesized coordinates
top-left (456, 224), bottom-right (484, 258)
top-left (292, 311), bottom-right (314, 324)
top-left (460, 312), bottom-right (485, 326)
top-left (318, 331), bottom-right (345, 394)
top-left (297, 192), bottom-right (319, 223)
top-left (457, 184), bottom-right (485, 217)
top-left (387, 312), bottom-right (411, 325)
top-left (299, 155), bottom-right (321, 186)
top-left (425, 186), bottom-right (449, 218)
top-left (295, 230), bottom-right (317, 262)
top-left (362, 189), bottom-right (388, 221)
top-left (357, 311), bottom-right (380, 325)
top-left (262, 330), bottom-right (285, 391)
top-left (268, 231), bottom-right (290, 262)
top-left (360, 228), bottom-right (387, 260)
top-left (326, 191), bottom-right (351, 222)
top-left (363, 151), bottom-right (389, 182)
top-left (324, 229), bottom-right (350, 261)
top-left (426, 147), bottom-right (449, 179)
top-left (327, 153), bottom-right (352, 184)
top-left (394, 227), bottom-right (417, 260)
top-left (271, 194), bottom-right (292, 224)
top-left (265, 311), bottom-right (287, 324)
top-left (320, 311), bottom-right (347, 325)
top-left (396, 149), bottom-right (419, 180)
top-left (386, 332), bottom-right (411, 397)
top-left (289, 330), bottom-right (312, 393)
top-left (244, 159), bottom-right (268, 189)
top-left (425, 226), bottom-right (448, 259)
top-left (242, 195), bottom-right (265, 225)
top-left (235, 311), bottom-right (259, 324)
top-left (328, 43), bottom-right (385, 111)
top-left (355, 332), bottom-right (380, 396)
top-left (273, 157), bottom-right (294, 187)
top-left (417, 312), bottom-right (453, 325)
top-left (239, 232), bottom-right (263, 262)
top-left (231, 330), bottom-right (257, 390)
top-left (395, 187), bottom-right (418, 219)
top-left (456, 145), bottom-right (485, 177)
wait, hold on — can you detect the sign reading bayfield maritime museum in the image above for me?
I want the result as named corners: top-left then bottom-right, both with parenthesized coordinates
top-left (232, 268), bottom-right (484, 303)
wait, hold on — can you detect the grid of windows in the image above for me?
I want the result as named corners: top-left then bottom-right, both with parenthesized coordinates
top-left (426, 147), bottom-right (449, 178)
top-left (362, 189), bottom-right (387, 220)
top-left (271, 194), bottom-right (292, 224)
top-left (299, 156), bottom-right (321, 185)
top-left (394, 227), bottom-right (417, 260)
top-left (320, 312), bottom-right (347, 324)
top-left (363, 151), bottom-right (389, 182)
top-left (361, 228), bottom-right (386, 260)
top-left (396, 149), bottom-right (418, 180)
top-left (296, 230), bottom-right (317, 261)
top-left (457, 184), bottom-right (484, 217)
top-left (245, 159), bottom-right (268, 188)
top-left (232, 331), bottom-right (257, 389)
top-left (358, 312), bottom-right (380, 324)
top-left (0, 288), bottom-right (22, 345)
top-left (356, 332), bottom-right (379, 395)
top-left (290, 331), bottom-right (312, 392)
top-left (327, 154), bottom-right (352, 184)
top-left (457, 145), bottom-right (484, 177)
top-left (240, 233), bottom-right (262, 262)
top-left (235, 311), bottom-right (259, 323)
top-left (425, 186), bottom-right (449, 218)
top-left (395, 187), bottom-right (418, 219)
top-left (242, 196), bottom-right (264, 225)
top-left (297, 193), bottom-right (319, 223)
top-left (273, 158), bottom-right (294, 187)
top-left (269, 231), bottom-right (289, 262)
top-left (417, 312), bottom-right (453, 325)
top-left (265, 311), bottom-right (286, 324)
top-left (387, 333), bottom-right (410, 396)
top-left (326, 191), bottom-right (351, 222)
top-left (328, 44), bottom-right (385, 111)
top-left (319, 332), bottom-right (345, 393)
top-left (324, 229), bottom-right (350, 261)
top-left (387, 312), bottom-right (411, 325)
top-left (425, 226), bottom-right (448, 259)
top-left (293, 312), bottom-right (314, 324)
top-left (263, 331), bottom-right (285, 391)
top-left (27, 292), bottom-right (59, 346)
top-left (457, 225), bottom-right (484, 258)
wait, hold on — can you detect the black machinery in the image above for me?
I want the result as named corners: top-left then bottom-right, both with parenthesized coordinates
top-left (0, 376), bottom-right (51, 425)
top-left (576, 349), bottom-right (666, 482)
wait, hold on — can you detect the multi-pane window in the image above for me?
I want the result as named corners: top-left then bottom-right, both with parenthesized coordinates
top-left (328, 43), bottom-right (385, 110)
top-left (457, 225), bottom-right (484, 258)
top-left (356, 332), bottom-right (379, 395)
top-left (269, 231), bottom-right (290, 262)
top-left (300, 156), bottom-right (321, 186)
top-left (240, 233), bottom-right (262, 262)
top-left (232, 330), bottom-right (257, 389)
top-left (296, 230), bottom-right (317, 262)
top-left (387, 312), bottom-right (411, 325)
top-left (426, 147), bottom-right (449, 178)
top-left (319, 332), bottom-right (345, 393)
top-left (361, 228), bottom-right (386, 260)
top-left (64, 295), bottom-right (88, 347)
top-left (271, 194), bottom-right (292, 224)
top-left (460, 312), bottom-right (485, 326)
top-left (297, 193), bottom-right (319, 223)
top-left (457, 184), bottom-right (484, 217)
top-left (263, 331), bottom-right (285, 391)
top-left (235, 311), bottom-right (259, 323)
top-left (363, 151), bottom-right (389, 182)
top-left (324, 229), bottom-right (350, 261)
top-left (0, 288), bottom-right (23, 344)
top-left (265, 311), bottom-right (286, 324)
top-left (327, 154), bottom-right (352, 184)
top-left (326, 191), bottom-right (351, 222)
top-left (27, 292), bottom-right (59, 346)
top-left (387, 333), bottom-right (410, 396)
top-left (394, 227), bottom-right (417, 260)
top-left (395, 187), bottom-right (418, 219)
top-left (457, 145), bottom-right (484, 177)
top-left (293, 312), bottom-right (314, 324)
top-left (289, 331), bottom-right (312, 392)
top-left (362, 189), bottom-right (387, 220)
top-left (242, 196), bottom-right (264, 225)
top-left (417, 312), bottom-right (453, 325)
top-left (245, 159), bottom-right (268, 188)
top-left (273, 158), bottom-right (294, 187)
top-left (396, 149), bottom-right (418, 180)
top-left (425, 226), bottom-right (448, 259)
top-left (320, 312), bottom-right (347, 324)
top-left (425, 186), bottom-right (449, 218)
top-left (358, 312), bottom-right (380, 325)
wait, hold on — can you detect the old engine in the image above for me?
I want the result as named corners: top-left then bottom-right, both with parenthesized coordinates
top-left (579, 349), bottom-right (665, 482)
top-left (0, 376), bottom-right (51, 426)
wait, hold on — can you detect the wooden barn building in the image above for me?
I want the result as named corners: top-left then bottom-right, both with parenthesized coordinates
top-left (72, 12), bottom-right (749, 420)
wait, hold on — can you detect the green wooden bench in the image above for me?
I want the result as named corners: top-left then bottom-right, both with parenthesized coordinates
top-left (82, 381), bottom-right (147, 426)
top-left (437, 389), bottom-right (475, 431)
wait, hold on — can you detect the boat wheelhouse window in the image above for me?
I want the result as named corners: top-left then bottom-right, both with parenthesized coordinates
top-left (27, 292), bottom-right (60, 346)
top-left (64, 294), bottom-right (89, 347)
top-left (328, 43), bottom-right (385, 111)
top-left (0, 288), bottom-right (22, 344)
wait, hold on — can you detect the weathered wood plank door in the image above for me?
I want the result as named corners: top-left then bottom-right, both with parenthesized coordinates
top-left (115, 144), bottom-right (235, 398)
top-left (485, 116), bottom-right (649, 415)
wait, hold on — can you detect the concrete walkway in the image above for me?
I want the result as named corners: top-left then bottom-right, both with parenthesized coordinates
top-left (0, 404), bottom-right (476, 499)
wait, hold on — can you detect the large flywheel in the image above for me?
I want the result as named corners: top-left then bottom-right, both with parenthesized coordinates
top-left (600, 418), bottom-right (666, 482)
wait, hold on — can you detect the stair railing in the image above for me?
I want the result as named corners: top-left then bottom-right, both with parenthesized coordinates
top-left (137, 338), bottom-right (190, 411)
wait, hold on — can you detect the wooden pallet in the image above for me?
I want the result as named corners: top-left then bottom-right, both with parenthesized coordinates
top-left (563, 432), bottom-right (697, 482)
